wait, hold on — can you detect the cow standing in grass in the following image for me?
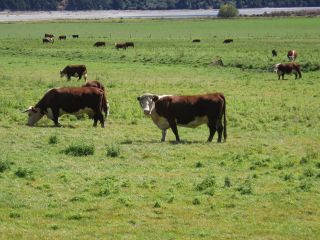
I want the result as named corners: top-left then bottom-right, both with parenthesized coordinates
top-left (137, 93), bottom-right (227, 142)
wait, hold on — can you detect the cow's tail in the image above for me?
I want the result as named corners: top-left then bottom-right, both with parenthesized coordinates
top-left (222, 95), bottom-right (227, 142)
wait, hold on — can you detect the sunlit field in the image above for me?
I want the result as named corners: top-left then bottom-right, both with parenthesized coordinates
top-left (0, 17), bottom-right (319, 239)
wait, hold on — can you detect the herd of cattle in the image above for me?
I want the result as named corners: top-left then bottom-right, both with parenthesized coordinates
top-left (42, 33), bottom-right (134, 50)
top-left (24, 33), bottom-right (303, 142)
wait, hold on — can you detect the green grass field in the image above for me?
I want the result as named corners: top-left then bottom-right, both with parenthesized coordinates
top-left (0, 17), bottom-right (319, 239)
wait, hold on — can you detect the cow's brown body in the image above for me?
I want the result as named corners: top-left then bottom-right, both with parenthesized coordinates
top-left (94, 41), bottom-right (106, 47)
top-left (45, 33), bottom-right (54, 38)
top-left (287, 50), bottom-right (297, 61)
top-left (223, 39), bottom-right (233, 44)
top-left (59, 35), bottom-right (67, 40)
top-left (27, 87), bottom-right (108, 127)
top-left (82, 80), bottom-right (105, 92)
top-left (125, 42), bottom-right (134, 48)
top-left (274, 63), bottom-right (302, 80)
top-left (60, 65), bottom-right (87, 81)
top-left (137, 93), bottom-right (227, 142)
top-left (115, 43), bottom-right (127, 50)
top-left (43, 37), bottom-right (54, 44)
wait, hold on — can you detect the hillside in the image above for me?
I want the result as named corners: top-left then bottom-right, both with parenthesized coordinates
top-left (0, 0), bottom-right (319, 11)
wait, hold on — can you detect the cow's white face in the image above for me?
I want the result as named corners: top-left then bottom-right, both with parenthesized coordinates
top-left (137, 94), bottom-right (159, 115)
top-left (24, 106), bottom-right (44, 126)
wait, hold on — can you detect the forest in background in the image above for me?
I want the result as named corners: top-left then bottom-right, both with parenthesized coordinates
top-left (0, 0), bottom-right (320, 11)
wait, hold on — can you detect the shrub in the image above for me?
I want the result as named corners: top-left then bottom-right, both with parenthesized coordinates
top-left (63, 143), bottom-right (94, 157)
top-left (218, 4), bottom-right (239, 18)
top-left (107, 144), bottom-right (120, 158)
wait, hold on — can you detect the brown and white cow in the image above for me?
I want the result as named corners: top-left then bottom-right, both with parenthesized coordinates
top-left (287, 50), bottom-right (297, 61)
top-left (137, 93), bottom-right (227, 142)
top-left (60, 65), bottom-right (87, 81)
top-left (274, 63), bottom-right (302, 80)
top-left (43, 37), bottom-right (54, 44)
top-left (23, 87), bottom-right (108, 127)
top-left (115, 43), bottom-right (127, 50)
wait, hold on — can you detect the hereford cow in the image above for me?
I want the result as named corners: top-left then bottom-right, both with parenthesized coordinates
top-left (272, 49), bottom-right (277, 57)
top-left (94, 41), bottom-right (106, 47)
top-left (43, 37), bottom-right (54, 44)
top-left (137, 93), bottom-right (227, 142)
top-left (125, 42), bottom-right (134, 48)
top-left (192, 39), bottom-right (201, 43)
top-left (72, 34), bottom-right (79, 38)
top-left (274, 63), bottom-right (302, 80)
top-left (223, 39), bottom-right (233, 44)
top-left (59, 35), bottom-right (67, 40)
top-left (23, 87), bottom-right (108, 127)
top-left (82, 80), bottom-right (105, 92)
top-left (287, 50), bottom-right (297, 61)
top-left (115, 43), bottom-right (127, 50)
top-left (60, 65), bottom-right (87, 81)
top-left (45, 33), bottom-right (54, 38)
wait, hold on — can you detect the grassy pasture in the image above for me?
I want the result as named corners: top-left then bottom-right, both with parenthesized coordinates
top-left (0, 17), bottom-right (320, 239)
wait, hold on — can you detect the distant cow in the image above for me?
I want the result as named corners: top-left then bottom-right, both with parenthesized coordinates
top-left (223, 39), bottom-right (233, 44)
top-left (125, 42), bottom-right (134, 48)
top-left (115, 43), bottom-right (127, 50)
top-left (23, 87), bottom-right (108, 127)
top-left (82, 80), bottom-right (105, 92)
top-left (45, 33), bottom-right (54, 38)
top-left (60, 65), bottom-right (87, 81)
top-left (287, 50), bottom-right (297, 61)
top-left (192, 39), bottom-right (201, 43)
top-left (137, 93), bottom-right (227, 142)
top-left (59, 35), bottom-right (67, 40)
top-left (274, 63), bottom-right (302, 80)
top-left (43, 37), bottom-right (54, 44)
top-left (72, 35), bottom-right (79, 38)
top-left (272, 49), bottom-right (277, 57)
top-left (94, 41), bottom-right (106, 47)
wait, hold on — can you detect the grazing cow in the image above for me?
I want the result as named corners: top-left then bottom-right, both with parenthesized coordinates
top-left (274, 63), bottom-right (302, 80)
top-left (72, 35), bottom-right (79, 38)
top-left (60, 65), bottom-right (87, 81)
top-left (137, 93), bottom-right (227, 142)
top-left (94, 41), bottom-right (106, 47)
top-left (192, 39), bottom-right (201, 43)
top-left (43, 37), bottom-right (54, 44)
top-left (272, 49), bottom-right (277, 57)
top-left (82, 80), bottom-right (105, 92)
top-left (125, 41), bottom-right (134, 48)
top-left (287, 50), bottom-right (297, 61)
top-left (59, 35), bottom-right (67, 40)
top-left (115, 43), bottom-right (127, 50)
top-left (223, 39), bottom-right (233, 44)
top-left (23, 87), bottom-right (108, 127)
top-left (45, 33), bottom-right (54, 38)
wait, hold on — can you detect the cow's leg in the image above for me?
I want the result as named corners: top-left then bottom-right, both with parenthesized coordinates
top-left (168, 119), bottom-right (180, 142)
top-left (161, 129), bottom-right (167, 142)
top-left (207, 119), bottom-right (217, 142)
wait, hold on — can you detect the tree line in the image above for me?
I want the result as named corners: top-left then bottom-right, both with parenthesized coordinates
top-left (0, 0), bottom-right (319, 11)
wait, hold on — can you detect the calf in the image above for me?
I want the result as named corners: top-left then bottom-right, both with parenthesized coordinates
top-left (43, 37), bottom-right (54, 44)
top-left (59, 35), bottom-right (67, 40)
top-left (137, 93), bottom-right (227, 142)
top-left (274, 63), bottom-right (302, 80)
top-left (125, 42), bottom-right (134, 48)
top-left (94, 41), bottom-right (106, 47)
top-left (115, 43), bottom-right (127, 50)
top-left (60, 65), bottom-right (87, 81)
top-left (287, 50), bottom-right (297, 61)
top-left (23, 87), bottom-right (108, 127)
top-left (223, 39), bottom-right (233, 44)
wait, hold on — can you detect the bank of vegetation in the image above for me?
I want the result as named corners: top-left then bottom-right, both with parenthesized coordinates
top-left (0, 0), bottom-right (319, 11)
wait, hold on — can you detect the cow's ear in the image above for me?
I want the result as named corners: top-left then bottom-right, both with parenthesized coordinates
top-left (152, 95), bottom-right (159, 102)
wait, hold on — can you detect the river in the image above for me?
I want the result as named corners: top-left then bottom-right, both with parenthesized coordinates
top-left (0, 7), bottom-right (320, 22)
